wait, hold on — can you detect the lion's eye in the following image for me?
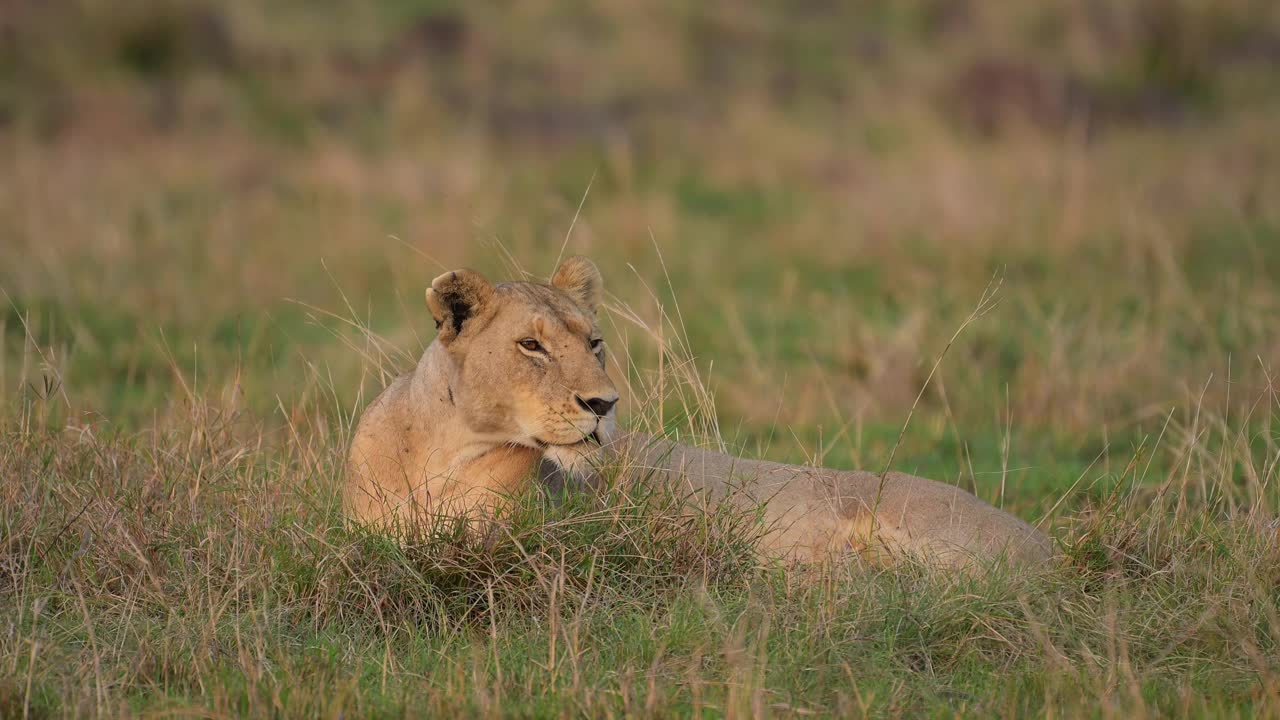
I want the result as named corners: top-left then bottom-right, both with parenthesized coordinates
top-left (518, 338), bottom-right (544, 353)
top-left (590, 338), bottom-right (603, 352)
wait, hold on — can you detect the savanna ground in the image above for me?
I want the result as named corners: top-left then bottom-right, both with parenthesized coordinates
top-left (2, 1), bottom-right (1280, 717)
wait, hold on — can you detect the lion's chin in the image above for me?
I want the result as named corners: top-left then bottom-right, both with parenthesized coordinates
top-left (541, 442), bottom-right (599, 476)
top-left (540, 426), bottom-right (613, 477)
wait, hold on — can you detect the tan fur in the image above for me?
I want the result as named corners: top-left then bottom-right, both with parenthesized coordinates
top-left (347, 258), bottom-right (1053, 570)
top-left (560, 434), bottom-right (1052, 569)
top-left (346, 258), bottom-right (616, 527)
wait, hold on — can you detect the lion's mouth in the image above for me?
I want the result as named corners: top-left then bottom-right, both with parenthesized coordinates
top-left (538, 430), bottom-right (602, 448)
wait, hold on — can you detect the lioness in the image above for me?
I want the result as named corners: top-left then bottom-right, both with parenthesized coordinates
top-left (346, 257), bottom-right (1053, 569)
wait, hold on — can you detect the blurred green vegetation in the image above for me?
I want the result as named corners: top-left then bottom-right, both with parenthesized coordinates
top-left (2, 0), bottom-right (1280, 716)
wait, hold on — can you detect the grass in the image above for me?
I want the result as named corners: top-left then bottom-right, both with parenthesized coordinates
top-left (3, 0), bottom-right (1280, 716)
top-left (3, 408), bottom-right (1278, 717)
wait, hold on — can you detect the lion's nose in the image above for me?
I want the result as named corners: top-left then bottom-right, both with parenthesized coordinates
top-left (576, 394), bottom-right (618, 417)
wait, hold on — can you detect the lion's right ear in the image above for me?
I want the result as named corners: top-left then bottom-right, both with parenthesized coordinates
top-left (552, 256), bottom-right (604, 313)
top-left (425, 269), bottom-right (495, 344)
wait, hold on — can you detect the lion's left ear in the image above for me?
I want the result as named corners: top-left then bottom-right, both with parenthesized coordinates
top-left (551, 256), bottom-right (604, 313)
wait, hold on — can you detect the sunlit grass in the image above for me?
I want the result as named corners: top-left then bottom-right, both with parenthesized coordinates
top-left (3, 0), bottom-right (1280, 716)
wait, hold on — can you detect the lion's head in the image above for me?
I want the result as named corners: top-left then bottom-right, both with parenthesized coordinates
top-left (425, 256), bottom-right (618, 464)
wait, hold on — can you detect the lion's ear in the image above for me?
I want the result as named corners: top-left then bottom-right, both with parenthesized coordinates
top-left (551, 256), bottom-right (603, 313)
top-left (425, 269), bottom-right (495, 344)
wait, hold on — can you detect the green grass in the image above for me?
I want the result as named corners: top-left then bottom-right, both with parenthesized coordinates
top-left (5, 415), bottom-right (1277, 717)
top-left (4, 415), bottom-right (1277, 718)
top-left (3, 0), bottom-right (1280, 716)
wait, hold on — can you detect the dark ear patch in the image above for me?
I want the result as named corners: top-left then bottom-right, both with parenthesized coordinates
top-left (447, 296), bottom-right (472, 332)
top-left (425, 268), bottom-right (495, 344)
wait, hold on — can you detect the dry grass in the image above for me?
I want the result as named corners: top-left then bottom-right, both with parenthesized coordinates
top-left (2, 380), bottom-right (1278, 717)
top-left (3, 0), bottom-right (1280, 716)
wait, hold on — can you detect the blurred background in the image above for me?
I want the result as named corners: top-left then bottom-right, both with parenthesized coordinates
top-left (2, 0), bottom-right (1279, 500)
